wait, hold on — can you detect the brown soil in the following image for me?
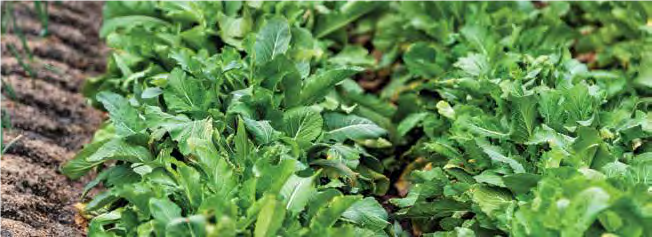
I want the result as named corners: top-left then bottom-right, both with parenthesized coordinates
top-left (1, 2), bottom-right (106, 236)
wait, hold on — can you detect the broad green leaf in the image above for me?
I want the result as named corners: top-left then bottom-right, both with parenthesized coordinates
top-left (510, 92), bottom-right (538, 143)
top-left (100, 15), bottom-right (170, 37)
top-left (163, 68), bottom-right (213, 113)
top-left (216, 11), bottom-right (253, 49)
top-left (502, 173), bottom-right (541, 195)
top-left (476, 138), bottom-right (525, 173)
top-left (254, 17), bottom-right (291, 65)
top-left (282, 107), bottom-right (323, 144)
top-left (324, 113), bottom-right (387, 142)
top-left (63, 139), bottom-right (152, 179)
top-left (177, 164), bottom-right (203, 210)
top-left (144, 106), bottom-right (213, 155)
top-left (254, 196), bottom-right (286, 237)
top-left (341, 197), bottom-right (389, 230)
top-left (471, 185), bottom-right (513, 218)
top-left (280, 174), bottom-right (317, 214)
top-left (149, 198), bottom-right (182, 223)
top-left (454, 53), bottom-right (489, 77)
top-left (243, 118), bottom-right (281, 145)
top-left (403, 42), bottom-right (442, 78)
top-left (299, 66), bottom-right (363, 105)
top-left (538, 89), bottom-right (566, 131)
top-left (255, 158), bottom-right (296, 196)
top-left (404, 199), bottom-right (470, 218)
top-left (436, 101), bottom-right (455, 120)
top-left (561, 187), bottom-right (612, 236)
top-left (160, 0), bottom-right (205, 23)
top-left (306, 189), bottom-right (343, 219)
top-left (97, 91), bottom-right (145, 137)
top-left (571, 127), bottom-right (602, 167)
top-left (310, 195), bottom-right (361, 229)
top-left (165, 215), bottom-right (207, 237)
top-left (563, 84), bottom-right (598, 125)
top-left (311, 159), bottom-right (358, 184)
top-left (141, 87), bottom-right (163, 99)
top-left (397, 112), bottom-right (428, 136)
top-left (327, 143), bottom-right (360, 168)
top-left (329, 45), bottom-right (376, 67)
top-left (314, 2), bottom-right (383, 38)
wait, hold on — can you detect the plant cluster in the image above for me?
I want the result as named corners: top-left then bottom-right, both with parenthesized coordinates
top-left (63, 2), bottom-right (651, 236)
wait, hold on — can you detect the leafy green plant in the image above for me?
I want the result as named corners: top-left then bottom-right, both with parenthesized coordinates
top-left (373, 2), bottom-right (652, 236)
top-left (65, 1), bottom-right (651, 237)
top-left (65, 2), bottom-right (393, 236)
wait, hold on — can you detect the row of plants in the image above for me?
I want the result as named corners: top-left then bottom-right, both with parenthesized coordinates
top-left (63, 2), bottom-right (651, 236)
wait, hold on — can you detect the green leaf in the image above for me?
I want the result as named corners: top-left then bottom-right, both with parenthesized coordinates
top-left (165, 215), bottom-right (206, 237)
top-left (163, 68), bottom-right (213, 113)
top-left (454, 53), bottom-right (489, 77)
top-left (502, 173), bottom-right (541, 195)
top-left (476, 138), bottom-right (525, 173)
top-left (280, 174), bottom-right (317, 214)
top-left (62, 139), bottom-right (152, 179)
top-left (243, 118), bottom-right (281, 145)
top-left (144, 106), bottom-right (213, 155)
top-left (100, 15), bottom-right (170, 37)
top-left (471, 185), bottom-right (513, 218)
top-left (572, 127), bottom-right (602, 167)
top-left (235, 117), bottom-right (251, 162)
top-left (141, 87), bottom-right (163, 99)
top-left (314, 2), bottom-right (383, 38)
top-left (403, 199), bottom-right (470, 218)
top-left (403, 42), bottom-right (442, 78)
top-left (397, 112), bottom-right (428, 136)
top-left (324, 113), bottom-right (386, 142)
top-left (282, 107), bottom-right (323, 144)
top-left (216, 11), bottom-right (253, 49)
top-left (563, 84), bottom-right (597, 124)
top-left (436, 101), bottom-right (456, 120)
top-left (311, 159), bottom-right (358, 184)
top-left (310, 195), bottom-right (361, 229)
top-left (149, 198), bottom-right (182, 223)
top-left (329, 45), bottom-right (376, 67)
top-left (561, 187), bottom-right (612, 236)
top-left (510, 92), bottom-right (538, 143)
top-left (97, 91), bottom-right (145, 137)
top-left (255, 195), bottom-right (286, 237)
top-left (327, 143), bottom-right (361, 168)
top-left (300, 66), bottom-right (363, 105)
top-left (306, 189), bottom-right (343, 219)
top-left (341, 197), bottom-right (389, 230)
top-left (538, 89), bottom-right (566, 131)
top-left (254, 17), bottom-right (291, 65)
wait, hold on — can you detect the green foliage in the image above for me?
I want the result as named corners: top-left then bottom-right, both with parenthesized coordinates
top-left (379, 2), bottom-right (652, 236)
top-left (66, 1), bottom-right (651, 236)
top-left (65, 2), bottom-right (391, 236)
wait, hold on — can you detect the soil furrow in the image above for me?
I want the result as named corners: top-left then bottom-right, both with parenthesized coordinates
top-left (1, 57), bottom-right (86, 92)
top-left (10, 16), bottom-right (106, 58)
top-left (13, 2), bottom-right (101, 40)
top-left (2, 155), bottom-right (83, 236)
top-left (2, 130), bottom-right (76, 167)
top-left (2, 35), bottom-right (106, 72)
top-left (3, 75), bottom-right (102, 126)
top-left (1, 2), bottom-right (106, 236)
top-left (2, 100), bottom-right (99, 150)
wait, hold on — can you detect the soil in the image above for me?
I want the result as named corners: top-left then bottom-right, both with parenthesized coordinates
top-left (1, 2), bottom-right (107, 236)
